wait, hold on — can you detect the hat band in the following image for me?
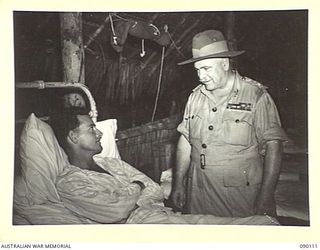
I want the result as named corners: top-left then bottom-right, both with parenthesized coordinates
top-left (192, 40), bottom-right (229, 58)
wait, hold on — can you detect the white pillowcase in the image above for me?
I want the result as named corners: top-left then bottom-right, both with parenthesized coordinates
top-left (94, 119), bottom-right (121, 159)
top-left (19, 113), bottom-right (69, 204)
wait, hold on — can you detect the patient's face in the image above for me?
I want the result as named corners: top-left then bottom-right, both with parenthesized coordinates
top-left (74, 115), bottom-right (103, 154)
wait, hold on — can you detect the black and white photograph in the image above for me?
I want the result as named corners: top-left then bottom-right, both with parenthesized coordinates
top-left (1, 0), bottom-right (319, 248)
top-left (12, 9), bottom-right (308, 226)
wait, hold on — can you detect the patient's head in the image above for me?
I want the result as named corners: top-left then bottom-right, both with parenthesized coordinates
top-left (50, 107), bottom-right (103, 160)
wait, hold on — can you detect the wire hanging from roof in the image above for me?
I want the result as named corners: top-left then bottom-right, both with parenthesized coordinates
top-left (151, 45), bottom-right (166, 122)
top-left (109, 13), bottom-right (118, 46)
top-left (140, 39), bottom-right (145, 57)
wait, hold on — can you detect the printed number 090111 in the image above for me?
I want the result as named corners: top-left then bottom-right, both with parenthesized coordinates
top-left (300, 244), bottom-right (318, 248)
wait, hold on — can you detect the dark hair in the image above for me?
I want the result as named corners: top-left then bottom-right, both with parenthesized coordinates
top-left (50, 107), bottom-right (89, 151)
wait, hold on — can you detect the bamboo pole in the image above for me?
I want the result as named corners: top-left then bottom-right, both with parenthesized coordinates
top-left (60, 12), bottom-right (85, 84)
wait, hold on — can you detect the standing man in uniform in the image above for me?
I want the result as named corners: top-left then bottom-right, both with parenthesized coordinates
top-left (171, 30), bottom-right (287, 217)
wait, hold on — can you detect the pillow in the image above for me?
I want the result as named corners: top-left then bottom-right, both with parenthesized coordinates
top-left (94, 119), bottom-right (121, 159)
top-left (19, 113), bottom-right (69, 204)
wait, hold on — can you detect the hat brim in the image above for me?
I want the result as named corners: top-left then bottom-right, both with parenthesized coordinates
top-left (177, 50), bottom-right (245, 65)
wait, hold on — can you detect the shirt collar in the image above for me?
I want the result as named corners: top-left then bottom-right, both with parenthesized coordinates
top-left (196, 70), bottom-right (241, 100)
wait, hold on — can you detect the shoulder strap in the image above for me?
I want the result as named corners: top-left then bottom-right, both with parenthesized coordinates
top-left (241, 76), bottom-right (267, 102)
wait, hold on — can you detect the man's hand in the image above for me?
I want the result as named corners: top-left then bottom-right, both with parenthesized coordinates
top-left (171, 185), bottom-right (186, 210)
top-left (132, 180), bottom-right (146, 190)
top-left (254, 195), bottom-right (277, 217)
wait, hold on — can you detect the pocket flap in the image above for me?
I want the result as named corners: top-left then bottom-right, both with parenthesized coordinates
top-left (223, 110), bottom-right (253, 125)
top-left (223, 167), bottom-right (247, 187)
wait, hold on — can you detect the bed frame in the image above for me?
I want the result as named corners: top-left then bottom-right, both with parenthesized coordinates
top-left (16, 81), bottom-right (98, 122)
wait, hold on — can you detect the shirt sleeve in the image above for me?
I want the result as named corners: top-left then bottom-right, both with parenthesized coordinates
top-left (56, 168), bottom-right (141, 223)
top-left (254, 92), bottom-right (288, 154)
top-left (115, 160), bottom-right (165, 207)
top-left (177, 96), bottom-right (191, 141)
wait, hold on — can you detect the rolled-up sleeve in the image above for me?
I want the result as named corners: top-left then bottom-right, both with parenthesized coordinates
top-left (254, 92), bottom-right (288, 153)
top-left (177, 97), bottom-right (192, 141)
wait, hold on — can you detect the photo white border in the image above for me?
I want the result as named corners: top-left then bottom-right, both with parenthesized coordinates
top-left (1, 0), bottom-right (319, 248)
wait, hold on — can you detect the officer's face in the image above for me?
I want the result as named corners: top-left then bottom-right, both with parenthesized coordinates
top-left (194, 58), bottom-right (229, 91)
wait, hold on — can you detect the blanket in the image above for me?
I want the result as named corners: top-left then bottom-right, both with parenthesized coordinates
top-left (14, 155), bottom-right (278, 225)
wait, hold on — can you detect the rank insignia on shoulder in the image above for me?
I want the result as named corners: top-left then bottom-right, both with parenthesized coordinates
top-left (227, 102), bottom-right (252, 111)
top-left (243, 77), bottom-right (265, 89)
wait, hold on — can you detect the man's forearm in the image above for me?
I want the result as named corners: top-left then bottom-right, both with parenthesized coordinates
top-left (256, 140), bottom-right (283, 215)
top-left (174, 135), bottom-right (191, 188)
top-left (261, 140), bottom-right (283, 195)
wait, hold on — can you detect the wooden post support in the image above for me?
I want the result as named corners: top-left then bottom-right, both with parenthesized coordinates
top-left (60, 12), bottom-right (85, 83)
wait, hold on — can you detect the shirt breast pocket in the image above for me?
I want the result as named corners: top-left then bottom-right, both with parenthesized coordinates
top-left (189, 112), bottom-right (203, 140)
top-left (223, 110), bottom-right (253, 146)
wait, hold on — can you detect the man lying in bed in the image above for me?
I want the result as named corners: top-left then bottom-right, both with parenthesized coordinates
top-left (13, 107), bottom-right (278, 225)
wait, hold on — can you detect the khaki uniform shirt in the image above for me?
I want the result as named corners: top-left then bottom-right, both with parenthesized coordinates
top-left (177, 71), bottom-right (287, 216)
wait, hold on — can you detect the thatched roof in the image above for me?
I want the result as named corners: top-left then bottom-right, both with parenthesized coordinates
top-left (14, 10), bottom-right (307, 137)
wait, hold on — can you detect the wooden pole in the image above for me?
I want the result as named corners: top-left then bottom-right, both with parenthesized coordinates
top-left (60, 12), bottom-right (85, 83)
